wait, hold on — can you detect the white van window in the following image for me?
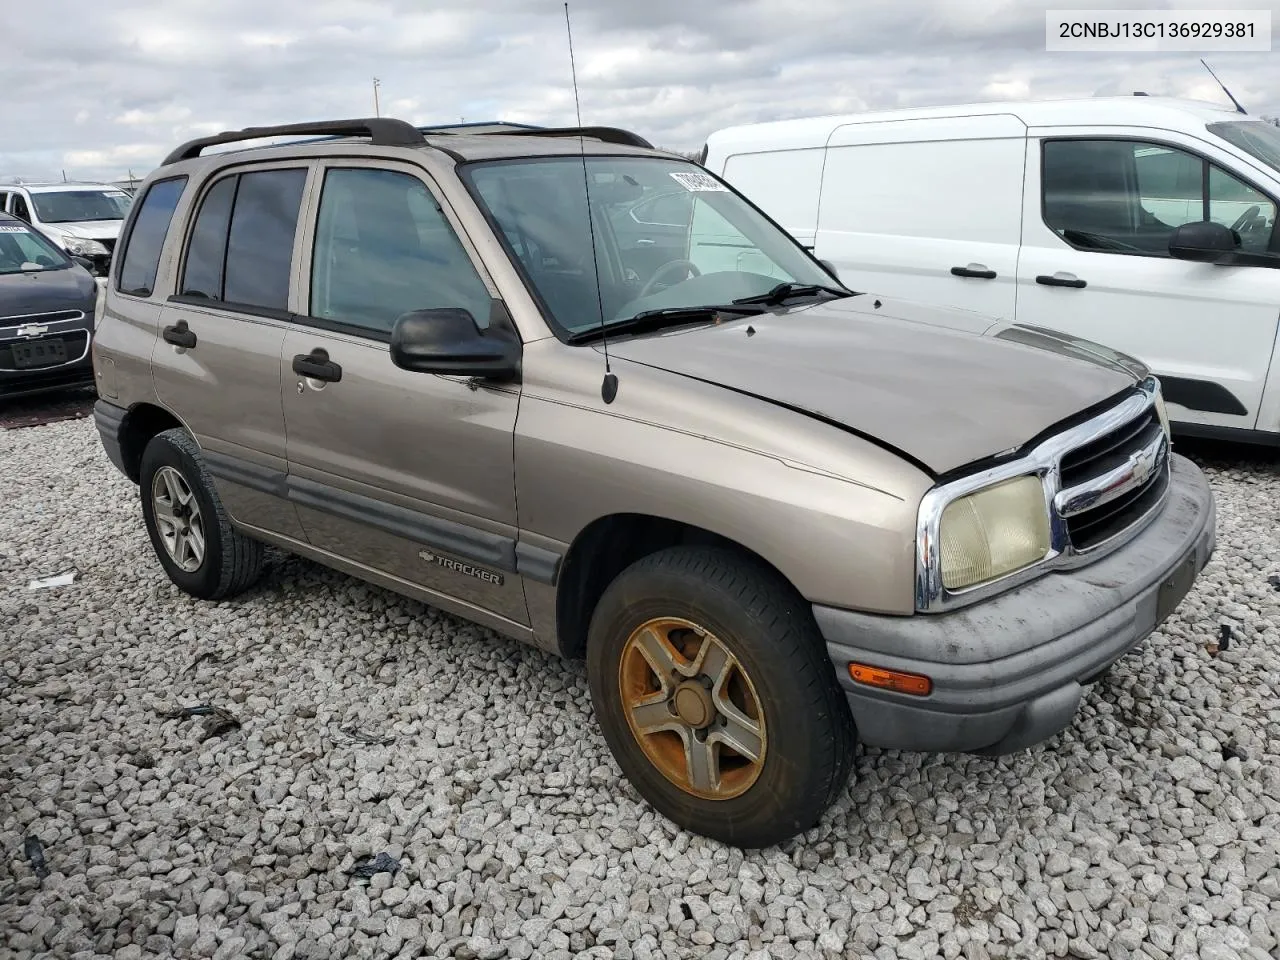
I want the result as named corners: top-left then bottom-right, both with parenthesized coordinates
top-left (1043, 139), bottom-right (1277, 257)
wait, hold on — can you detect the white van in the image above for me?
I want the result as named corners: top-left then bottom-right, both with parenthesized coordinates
top-left (702, 97), bottom-right (1280, 444)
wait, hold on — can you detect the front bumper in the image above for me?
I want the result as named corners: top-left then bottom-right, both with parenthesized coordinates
top-left (0, 335), bottom-right (95, 399)
top-left (816, 453), bottom-right (1215, 755)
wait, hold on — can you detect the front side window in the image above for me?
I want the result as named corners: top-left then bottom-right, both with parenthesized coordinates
top-left (11, 194), bottom-right (30, 222)
top-left (117, 176), bottom-right (187, 297)
top-left (1043, 139), bottom-right (1276, 256)
top-left (29, 189), bottom-right (133, 224)
top-left (176, 168), bottom-right (306, 312)
top-left (308, 167), bottom-right (492, 335)
top-left (0, 222), bottom-right (72, 275)
top-left (463, 156), bottom-right (835, 338)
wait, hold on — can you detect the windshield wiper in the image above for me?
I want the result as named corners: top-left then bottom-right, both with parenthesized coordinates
top-left (732, 281), bottom-right (849, 307)
top-left (565, 304), bottom-right (764, 345)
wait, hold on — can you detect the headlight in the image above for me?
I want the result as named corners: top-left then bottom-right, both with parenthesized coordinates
top-left (1154, 386), bottom-right (1171, 440)
top-left (61, 237), bottom-right (109, 257)
top-left (938, 475), bottom-right (1051, 590)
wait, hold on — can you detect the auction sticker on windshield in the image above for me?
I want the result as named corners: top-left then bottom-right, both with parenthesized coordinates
top-left (670, 172), bottom-right (728, 192)
top-left (0, 225), bottom-right (29, 233)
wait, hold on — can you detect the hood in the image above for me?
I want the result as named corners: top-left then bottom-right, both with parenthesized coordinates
top-left (48, 221), bottom-right (121, 241)
top-left (0, 267), bottom-right (98, 321)
top-left (606, 295), bottom-right (1139, 475)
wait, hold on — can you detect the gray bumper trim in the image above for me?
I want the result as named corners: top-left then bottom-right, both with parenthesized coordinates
top-left (93, 399), bottom-right (129, 478)
top-left (816, 453), bottom-right (1216, 755)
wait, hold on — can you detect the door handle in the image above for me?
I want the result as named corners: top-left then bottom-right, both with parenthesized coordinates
top-left (1036, 273), bottom-right (1087, 289)
top-left (636, 238), bottom-right (656, 246)
top-left (162, 320), bottom-right (197, 349)
top-left (292, 348), bottom-right (343, 383)
top-left (950, 264), bottom-right (997, 280)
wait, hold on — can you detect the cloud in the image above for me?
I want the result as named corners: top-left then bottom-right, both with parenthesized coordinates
top-left (0, 0), bottom-right (1277, 181)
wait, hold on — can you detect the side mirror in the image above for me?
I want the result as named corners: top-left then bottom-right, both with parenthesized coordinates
top-left (71, 255), bottom-right (94, 272)
top-left (390, 307), bottom-right (520, 380)
top-left (1169, 221), bottom-right (1240, 263)
top-left (819, 259), bottom-right (839, 280)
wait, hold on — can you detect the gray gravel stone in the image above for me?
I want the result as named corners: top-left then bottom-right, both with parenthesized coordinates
top-left (0, 421), bottom-right (1276, 960)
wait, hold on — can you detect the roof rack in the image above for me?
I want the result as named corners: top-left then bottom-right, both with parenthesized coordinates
top-left (161, 118), bottom-right (426, 165)
top-left (493, 126), bottom-right (654, 149)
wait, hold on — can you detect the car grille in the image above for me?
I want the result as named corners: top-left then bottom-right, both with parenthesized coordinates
top-left (1055, 404), bottom-right (1169, 553)
top-left (0, 310), bottom-right (85, 337)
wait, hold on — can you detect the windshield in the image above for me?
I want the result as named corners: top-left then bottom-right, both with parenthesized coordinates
top-left (1207, 121), bottom-right (1280, 176)
top-left (30, 189), bottom-right (133, 224)
top-left (462, 156), bottom-right (841, 337)
top-left (0, 223), bottom-right (71, 274)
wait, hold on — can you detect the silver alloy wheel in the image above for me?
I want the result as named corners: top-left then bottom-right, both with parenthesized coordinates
top-left (151, 465), bottom-right (206, 573)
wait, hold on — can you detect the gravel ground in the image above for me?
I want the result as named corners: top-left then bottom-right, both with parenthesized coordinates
top-left (2, 418), bottom-right (1278, 960)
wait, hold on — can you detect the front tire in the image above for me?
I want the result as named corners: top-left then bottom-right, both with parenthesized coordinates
top-left (586, 546), bottom-right (855, 848)
top-left (139, 428), bottom-right (263, 600)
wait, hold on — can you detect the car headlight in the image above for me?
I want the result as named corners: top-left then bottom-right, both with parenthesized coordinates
top-left (1154, 385), bottom-right (1171, 440)
top-left (61, 237), bottom-right (109, 257)
top-left (938, 475), bottom-right (1051, 590)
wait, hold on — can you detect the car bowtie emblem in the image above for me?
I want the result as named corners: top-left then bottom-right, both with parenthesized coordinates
top-left (16, 324), bottom-right (48, 338)
top-left (1129, 447), bottom-right (1154, 486)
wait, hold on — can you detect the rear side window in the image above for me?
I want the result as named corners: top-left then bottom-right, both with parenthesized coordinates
top-left (177, 168), bottom-right (307, 313)
top-left (117, 176), bottom-right (187, 297)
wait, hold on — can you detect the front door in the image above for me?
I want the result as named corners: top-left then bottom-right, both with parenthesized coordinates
top-left (151, 163), bottom-right (312, 540)
top-left (280, 162), bottom-right (525, 625)
top-left (1016, 131), bottom-right (1280, 431)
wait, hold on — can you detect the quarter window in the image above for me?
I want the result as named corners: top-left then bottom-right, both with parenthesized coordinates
top-left (117, 176), bottom-right (187, 297)
top-left (11, 194), bottom-right (30, 222)
top-left (1043, 139), bottom-right (1276, 257)
top-left (176, 168), bottom-right (307, 312)
top-left (308, 167), bottom-right (492, 336)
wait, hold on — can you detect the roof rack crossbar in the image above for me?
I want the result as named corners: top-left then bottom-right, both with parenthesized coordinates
top-left (161, 118), bottom-right (426, 165)
top-left (490, 126), bottom-right (654, 149)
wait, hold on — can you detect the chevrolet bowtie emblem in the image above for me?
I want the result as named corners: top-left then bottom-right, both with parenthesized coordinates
top-left (16, 324), bottom-right (48, 338)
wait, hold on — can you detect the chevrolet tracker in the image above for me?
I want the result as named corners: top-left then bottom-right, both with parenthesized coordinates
top-left (91, 118), bottom-right (1215, 847)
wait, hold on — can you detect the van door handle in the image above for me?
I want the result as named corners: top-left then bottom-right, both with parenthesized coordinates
top-left (950, 264), bottom-right (997, 280)
top-left (292, 348), bottom-right (342, 383)
top-left (1036, 273), bottom-right (1087, 289)
top-left (635, 238), bottom-right (656, 246)
top-left (162, 320), bottom-right (197, 349)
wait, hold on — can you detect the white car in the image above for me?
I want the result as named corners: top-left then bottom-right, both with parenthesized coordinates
top-left (702, 96), bottom-right (1280, 446)
top-left (0, 179), bottom-right (133, 277)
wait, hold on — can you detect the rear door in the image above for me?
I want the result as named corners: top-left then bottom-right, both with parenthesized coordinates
top-left (1016, 129), bottom-right (1280, 431)
top-left (280, 160), bottom-right (526, 626)
top-left (151, 162), bottom-right (312, 540)
top-left (814, 115), bottom-right (1027, 321)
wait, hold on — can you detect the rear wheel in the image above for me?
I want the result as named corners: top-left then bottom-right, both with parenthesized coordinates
top-left (139, 428), bottom-right (263, 600)
top-left (586, 546), bottom-right (855, 847)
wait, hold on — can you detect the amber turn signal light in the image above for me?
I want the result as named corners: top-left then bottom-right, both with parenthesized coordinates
top-left (848, 663), bottom-right (932, 697)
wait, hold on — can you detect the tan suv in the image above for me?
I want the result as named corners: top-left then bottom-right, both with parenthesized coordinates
top-left (92, 118), bottom-right (1215, 848)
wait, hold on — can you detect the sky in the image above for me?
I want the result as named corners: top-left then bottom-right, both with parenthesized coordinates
top-left (3, 0), bottom-right (1279, 183)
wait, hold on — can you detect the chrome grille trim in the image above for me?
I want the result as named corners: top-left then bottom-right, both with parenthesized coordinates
top-left (915, 376), bottom-right (1167, 612)
top-left (0, 310), bottom-right (86, 340)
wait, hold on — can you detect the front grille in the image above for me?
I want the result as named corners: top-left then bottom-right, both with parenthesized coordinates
top-left (0, 310), bottom-right (85, 336)
top-left (0, 330), bottom-right (89, 371)
top-left (1057, 404), bottom-right (1168, 553)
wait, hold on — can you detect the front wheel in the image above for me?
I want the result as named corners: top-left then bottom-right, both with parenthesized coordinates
top-left (586, 546), bottom-right (855, 847)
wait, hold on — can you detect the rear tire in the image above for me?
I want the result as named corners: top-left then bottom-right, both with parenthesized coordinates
top-left (139, 428), bottom-right (263, 600)
top-left (586, 546), bottom-right (855, 848)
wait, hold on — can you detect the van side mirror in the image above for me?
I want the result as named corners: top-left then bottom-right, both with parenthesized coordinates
top-left (819, 259), bottom-right (839, 280)
top-left (1169, 221), bottom-right (1240, 263)
top-left (390, 307), bottom-right (521, 380)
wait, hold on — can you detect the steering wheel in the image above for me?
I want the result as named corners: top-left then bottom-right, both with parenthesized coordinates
top-left (1231, 204), bottom-right (1261, 232)
top-left (638, 259), bottom-right (701, 299)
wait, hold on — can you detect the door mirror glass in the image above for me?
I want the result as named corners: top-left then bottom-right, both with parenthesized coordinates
top-left (1168, 220), bottom-right (1240, 262)
top-left (390, 307), bottom-right (520, 380)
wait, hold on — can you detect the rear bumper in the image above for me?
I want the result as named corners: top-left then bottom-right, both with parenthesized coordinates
top-left (93, 399), bottom-right (129, 477)
top-left (815, 454), bottom-right (1215, 755)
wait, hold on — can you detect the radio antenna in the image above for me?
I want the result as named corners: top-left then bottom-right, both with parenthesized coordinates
top-left (1200, 59), bottom-right (1247, 115)
top-left (564, 2), bottom-right (618, 403)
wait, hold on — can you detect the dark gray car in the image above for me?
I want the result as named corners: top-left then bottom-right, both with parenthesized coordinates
top-left (91, 119), bottom-right (1215, 848)
top-left (0, 213), bottom-right (99, 400)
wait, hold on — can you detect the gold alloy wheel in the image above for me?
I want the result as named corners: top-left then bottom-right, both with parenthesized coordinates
top-left (618, 616), bottom-right (767, 800)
